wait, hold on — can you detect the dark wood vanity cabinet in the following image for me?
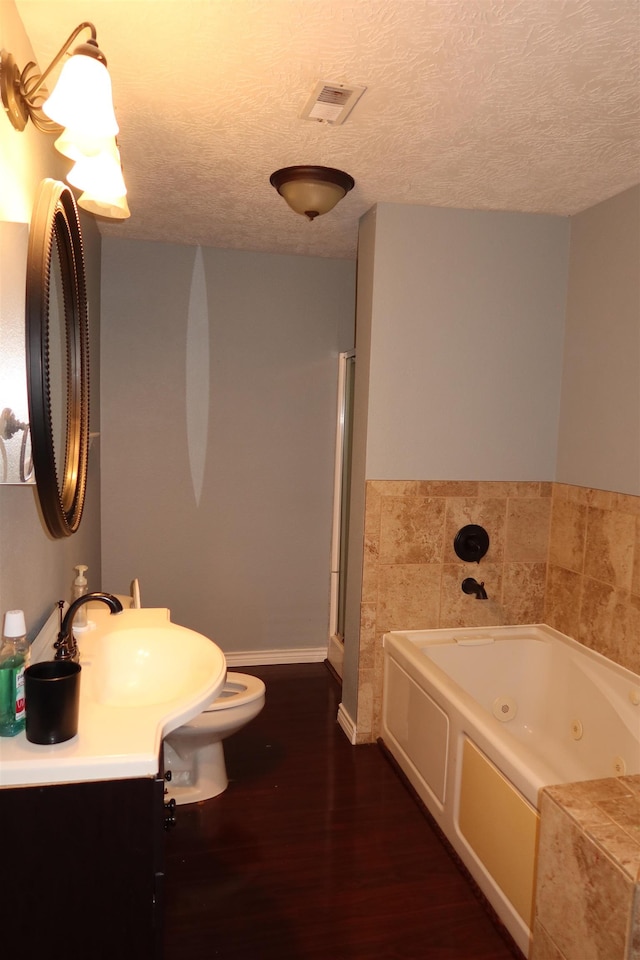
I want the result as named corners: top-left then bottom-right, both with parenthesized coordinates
top-left (2, 768), bottom-right (167, 959)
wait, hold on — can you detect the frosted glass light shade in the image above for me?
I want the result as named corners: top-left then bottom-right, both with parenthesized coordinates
top-left (43, 54), bottom-right (119, 138)
top-left (78, 192), bottom-right (130, 220)
top-left (54, 128), bottom-right (112, 161)
top-left (270, 166), bottom-right (355, 220)
top-left (66, 138), bottom-right (130, 220)
top-left (67, 140), bottom-right (126, 196)
top-left (278, 180), bottom-right (345, 218)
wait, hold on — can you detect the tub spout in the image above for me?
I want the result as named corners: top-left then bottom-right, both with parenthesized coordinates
top-left (461, 577), bottom-right (488, 600)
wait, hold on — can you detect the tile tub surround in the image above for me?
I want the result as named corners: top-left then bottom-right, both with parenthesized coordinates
top-left (355, 480), bottom-right (640, 743)
top-left (531, 776), bottom-right (640, 960)
top-left (546, 484), bottom-right (640, 676)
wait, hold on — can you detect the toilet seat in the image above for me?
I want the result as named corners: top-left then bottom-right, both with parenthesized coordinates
top-left (208, 671), bottom-right (265, 708)
top-left (183, 672), bottom-right (265, 728)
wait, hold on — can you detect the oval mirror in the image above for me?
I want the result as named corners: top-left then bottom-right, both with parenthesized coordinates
top-left (26, 179), bottom-right (90, 538)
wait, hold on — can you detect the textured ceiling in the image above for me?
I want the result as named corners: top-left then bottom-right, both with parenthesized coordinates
top-left (16, 0), bottom-right (640, 259)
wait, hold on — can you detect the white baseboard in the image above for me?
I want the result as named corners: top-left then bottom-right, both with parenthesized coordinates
top-left (224, 647), bottom-right (327, 667)
top-left (337, 702), bottom-right (357, 744)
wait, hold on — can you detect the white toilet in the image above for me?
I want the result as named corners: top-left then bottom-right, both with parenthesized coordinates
top-left (163, 672), bottom-right (266, 805)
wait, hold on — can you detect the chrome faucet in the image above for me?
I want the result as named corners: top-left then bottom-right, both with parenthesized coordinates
top-left (461, 577), bottom-right (488, 600)
top-left (54, 592), bottom-right (124, 662)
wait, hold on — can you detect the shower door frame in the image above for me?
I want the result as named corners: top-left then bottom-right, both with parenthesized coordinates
top-left (328, 350), bottom-right (356, 664)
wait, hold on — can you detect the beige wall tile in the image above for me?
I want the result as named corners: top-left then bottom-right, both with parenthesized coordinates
top-left (561, 485), bottom-right (615, 508)
top-left (632, 517), bottom-right (640, 597)
top-left (585, 507), bottom-right (636, 589)
top-left (376, 563), bottom-right (441, 634)
top-left (592, 803), bottom-right (640, 877)
top-left (506, 498), bottom-right (552, 562)
top-left (502, 562), bottom-right (547, 624)
top-left (621, 777), bottom-right (640, 799)
top-left (587, 488), bottom-right (617, 509)
top-left (580, 582), bottom-right (640, 675)
top-left (545, 777), bottom-right (634, 809)
top-left (613, 493), bottom-right (640, 517)
top-left (378, 496), bottom-right (446, 564)
top-left (513, 481), bottom-right (551, 498)
top-left (364, 483), bottom-right (382, 538)
top-left (373, 632), bottom-right (386, 680)
top-left (357, 602), bottom-right (378, 671)
top-left (563, 484), bottom-right (590, 504)
top-left (630, 886), bottom-right (640, 960)
top-left (545, 564), bottom-right (582, 639)
top-left (361, 536), bottom-right (379, 604)
top-left (549, 497), bottom-right (586, 573)
top-left (416, 480), bottom-right (479, 498)
top-left (627, 596), bottom-right (640, 675)
top-left (617, 593), bottom-right (640, 676)
top-left (531, 921), bottom-right (565, 960)
top-left (552, 483), bottom-right (572, 502)
top-left (477, 481), bottom-right (512, 498)
top-left (478, 480), bottom-right (547, 499)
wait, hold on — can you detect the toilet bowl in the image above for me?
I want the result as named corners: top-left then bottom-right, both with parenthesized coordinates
top-left (163, 672), bottom-right (265, 805)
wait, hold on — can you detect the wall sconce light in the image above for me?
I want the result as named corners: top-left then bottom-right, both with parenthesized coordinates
top-left (0, 22), bottom-right (130, 219)
top-left (270, 165), bottom-right (354, 221)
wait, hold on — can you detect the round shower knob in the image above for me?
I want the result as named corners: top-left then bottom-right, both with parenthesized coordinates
top-left (454, 524), bottom-right (490, 563)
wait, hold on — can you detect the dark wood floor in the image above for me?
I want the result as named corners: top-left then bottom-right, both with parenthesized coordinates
top-left (164, 663), bottom-right (522, 960)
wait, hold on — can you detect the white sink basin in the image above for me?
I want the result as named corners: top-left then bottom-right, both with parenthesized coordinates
top-left (0, 607), bottom-right (227, 789)
top-left (91, 624), bottom-right (223, 708)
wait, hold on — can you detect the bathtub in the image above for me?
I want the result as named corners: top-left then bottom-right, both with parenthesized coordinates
top-left (381, 624), bottom-right (640, 957)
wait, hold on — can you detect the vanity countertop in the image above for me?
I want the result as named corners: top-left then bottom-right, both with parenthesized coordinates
top-left (0, 607), bottom-right (227, 789)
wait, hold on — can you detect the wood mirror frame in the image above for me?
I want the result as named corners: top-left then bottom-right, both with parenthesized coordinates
top-left (26, 178), bottom-right (89, 538)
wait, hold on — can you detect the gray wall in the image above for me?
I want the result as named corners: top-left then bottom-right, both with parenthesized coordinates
top-left (557, 185), bottom-right (640, 495)
top-left (363, 203), bottom-right (570, 480)
top-left (0, 1), bottom-right (102, 640)
top-left (100, 239), bottom-right (355, 655)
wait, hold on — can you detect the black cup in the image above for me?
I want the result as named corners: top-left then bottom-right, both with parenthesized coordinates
top-left (25, 661), bottom-right (81, 744)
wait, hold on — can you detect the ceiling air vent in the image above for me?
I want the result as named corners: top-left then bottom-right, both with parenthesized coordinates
top-left (300, 81), bottom-right (366, 125)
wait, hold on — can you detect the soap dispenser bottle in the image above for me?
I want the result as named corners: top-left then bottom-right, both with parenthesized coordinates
top-left (0, 609), bottom-right (28, 737)
top-left (72, 565), bottom-right (89, 629)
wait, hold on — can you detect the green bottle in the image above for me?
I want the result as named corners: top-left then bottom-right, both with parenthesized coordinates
top-left (0, 610), bottom-right (28, 737)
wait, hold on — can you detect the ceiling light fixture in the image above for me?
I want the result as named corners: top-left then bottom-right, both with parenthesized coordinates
top-left (0, 22), bottom-right (129, 219)
top-left (270, 165), bottom-right (355, 221)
